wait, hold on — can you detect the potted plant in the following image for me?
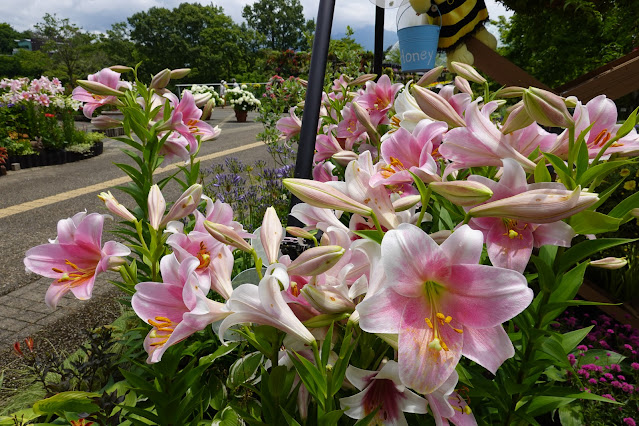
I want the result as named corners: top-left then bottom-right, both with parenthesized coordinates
top-left (225, 84), bottom-right (261, 122)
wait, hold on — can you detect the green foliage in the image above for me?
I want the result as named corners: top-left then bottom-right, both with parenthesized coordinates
top-left (127, 4), bottom-right (261, 84)
top-left (33, 14), bottom-right (99, 86)
top-left (0, 22), bottom-right (18, 54)
top-left (242, 0), bottom-right (314, 51)
top-left (495, 1), bottom-right (639, 87)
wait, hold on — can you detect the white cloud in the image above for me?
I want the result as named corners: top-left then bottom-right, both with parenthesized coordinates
top-left (2, 0), bottom-right (512, 39)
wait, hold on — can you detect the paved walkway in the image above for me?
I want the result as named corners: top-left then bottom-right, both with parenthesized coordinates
top-left (0, 109), bottom-right (270, 350)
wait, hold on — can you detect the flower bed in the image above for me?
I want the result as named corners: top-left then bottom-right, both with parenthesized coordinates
top-left (4, 61), bottom-right (639, 426)
top-left (5, 138), bottom-right (104, 171)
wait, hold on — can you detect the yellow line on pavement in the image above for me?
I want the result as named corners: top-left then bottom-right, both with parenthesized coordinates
top-left (0, 141), bottom-right (265, 219)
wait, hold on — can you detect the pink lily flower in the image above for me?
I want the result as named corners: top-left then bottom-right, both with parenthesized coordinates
top-left (370, 121), bottom-right (447, 188)
top-left (219, 264), bottom-right (316, 345)
top-left (194, 196), bottom-right (252, 238)
top-left (554, 95), bottom-right (639, 159)
top-left (438, 84), bottom-right (472, 117)
top-left (357, 224), bottom-right (533, 393)
top-left (340, 360), bottom-right (428, 425)
top-left (158, 131), bottom-right (191, 163)
top-left (132, 255), bottom-right (231, 363)
top-left (425, 370), bottom-right (477, 426)
top-left (466, 159), bottom-right (576, 273)
top-left (72, 68), bottom-right (131, 118)
top-left (276, 107), bottom-right (302, 141)
top-left (439, 100), bottom-right (537, 176)
top-left (357, 74), bottom-right (403, 116)
top-left (24, 212), bottom-right (130, 309)
top-left (166, 231), bottom-right (234, 300)
top-left (336, 103), bottom-right (368, 146)
top-left (162, 91), bottom-right (220, 146)
top-left (312, 161), bottom-right (339, 183)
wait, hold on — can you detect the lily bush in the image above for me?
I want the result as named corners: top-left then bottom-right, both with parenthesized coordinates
top-left (11, 61), bottom-right (639, 425)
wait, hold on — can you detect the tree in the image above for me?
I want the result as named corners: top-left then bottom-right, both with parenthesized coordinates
top-left (495, 0), bottom-right (639, 87)
top-left (33, 14), bottom-right (97, 86)
top-left (0, 23), bottom-right (18, 55)
top-left (242, 0), bottom-right (313, 51)
top-left (127, 3), bottom-right (259, 83)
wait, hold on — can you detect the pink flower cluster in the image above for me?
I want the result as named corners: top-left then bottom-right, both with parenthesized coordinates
top-left (0, 76), bottom-right (78, 110)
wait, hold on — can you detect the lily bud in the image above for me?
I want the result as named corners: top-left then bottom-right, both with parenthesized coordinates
top-left (494, 86), bottom-right (525, 99)
top-left (109, 65), bottom-right (133, 73)
top-left (298, 79), bottom-right (308, 88)
top-left (631, 208), bottom-right (639, 218)
top-left (449, 61), bottom-right (486, 84)
top-left (204, 221), bottom-right (253, 252)
top-left (392, 195), bottom-right (421, 212)
top-left (287, 245), bottom-right (345, 276)
top-left (349, 74), bottom-right (376, 87)
top-left (261, 207), bottom-right (283, 264)
top-left (301, 284), bottom-right (355, 314)
top-left (351, 102), bottom-right (379, 142)
top-left (590, 257), bottom-right (628, 270)
top-left (523, 87), bottom-right (574, 128)
top-left (429, 230), bottom-right (452, 244)
top-left (501, 103), bottom-right (534, 134)
top-left (469, 187), bottom-right (598, 223)
top-left (283, 178), bottom-right (373, 216)
top-left (286, 226), bottom-right (315, 240)
top-left (160, 184), bottom-right (202, 227)
top-left (412, 85), bottom-right (466, 128)
top-left (170, 68), bottom-right (191, 79)
top-left (98, 191), bottom-right (136, 222)
top-left (201, 98), bottom-right (215, 120)
top-left (430, 181), bottom-right (493, 206)
top-left (332, 150), bottom-right (359, 166)
top-left (77, 80), bottom-right (124, 97)
top-left (416, 66), bottom-right (444, 87)
top-left (193, 92), bottom-right (212, 108)
top-left (147, 184), bottom-right (166, 230)
top-left (91, 115), bottom-right (122, 130)
top-left (150, 69), bottom-right (171, 90)
top-left (454, 76), bottom-right (472, 96)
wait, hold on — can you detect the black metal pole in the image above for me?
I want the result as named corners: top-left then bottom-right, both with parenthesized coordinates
top-left (374, 6), bottom-right (384, 78)
top-left (287, 0), bottom-right (336, 228)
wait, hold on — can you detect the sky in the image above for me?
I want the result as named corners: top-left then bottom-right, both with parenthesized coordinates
top-left (3, 0), bottom-right (513, 37)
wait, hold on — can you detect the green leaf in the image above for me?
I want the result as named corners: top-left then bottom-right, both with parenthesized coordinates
top-left (212, 406), bottom-right (242, 426)
top-left (534, 161), bottom-right (552, 183)
top-left (609, 190), bottom-right (639, 219)
top-left (538, 336), bottom-right (569, 367)
top-left (351, 230), bottom-right (383, 244)
top-left (280, 408), bottom-right (302, 426)
top-left (577, 349), bottom-right (625, 366)
top-left (319, 410), bottom-right (345, 426)
top-left (199, 342), bottom-right (239, 366)
top-left (578, 159), bottom-right (632, 187)
top-left (32, 391), bottom-right (100, 415)
top-left (575, 138), bottom-right (589, 182)
top-left (543, 152), bottom-right (575, 188)
top-left (531, 255), bottom-right (556, 292)
top-left (209, 374), bottom-right (227, 411)
top-left (0, 408), bottom-right (39, 425)
top-left (321, 323), bottom-right (334, 367)
top-left (560, 326), bottom-right (593, 353)
top-left (569, 211), bottom-right (621, 234)
top-left (558, 404), bottom-right (584, 426)
top-left (557, 238), bottom-right (635, 273)
top-left (226, 352), bottom-right (263, 390)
